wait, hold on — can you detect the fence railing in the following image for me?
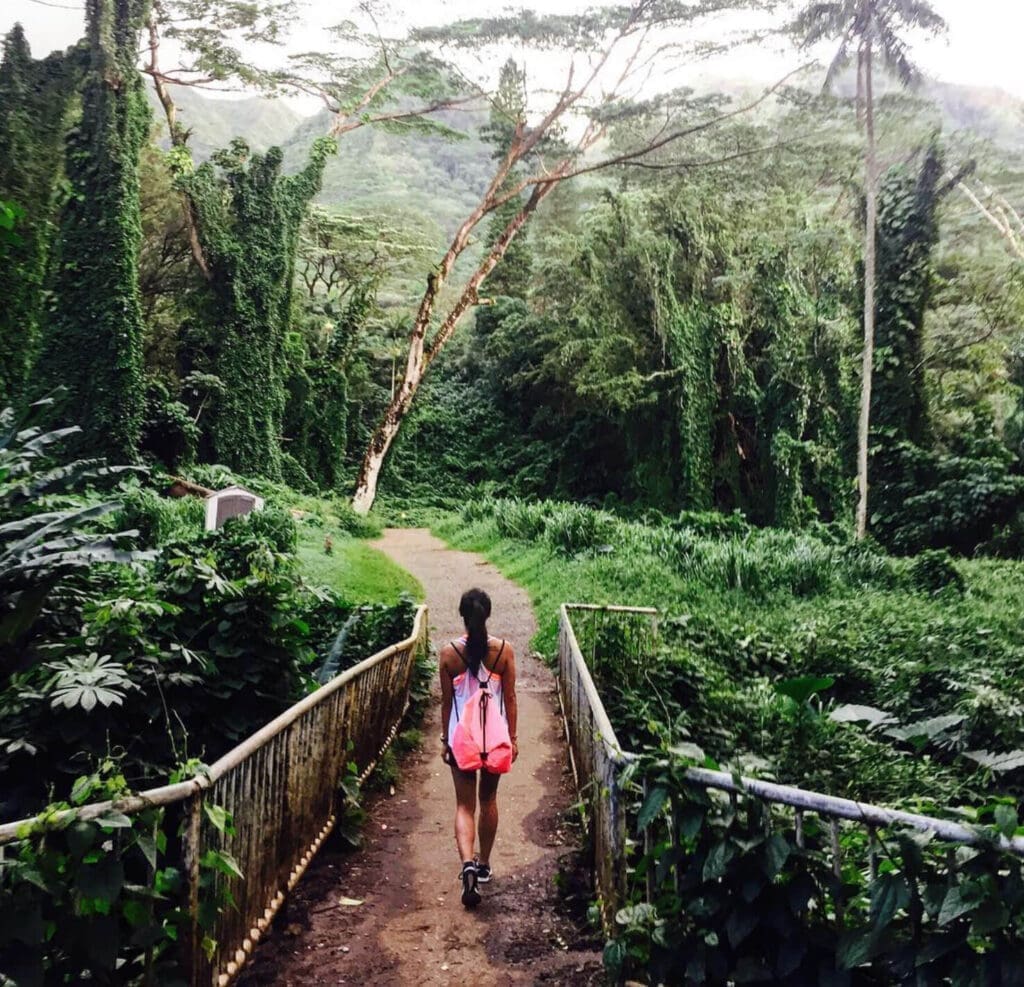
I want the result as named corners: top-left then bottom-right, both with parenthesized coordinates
top-left (557, 603), bottom-right (656, 928)
top-left (0, 604), bottom-right (428, 987)
top-left (557, 603), bottom-right (1024, 932)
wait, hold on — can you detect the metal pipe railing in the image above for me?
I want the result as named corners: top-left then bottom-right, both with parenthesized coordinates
top-left (1, 604), bottom-right (428, 986)
top-left (556, 602), bottom-right (1024, 931)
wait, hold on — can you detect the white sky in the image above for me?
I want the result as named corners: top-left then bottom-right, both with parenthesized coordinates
top-left (3, 0), bottom-right (1024, 106)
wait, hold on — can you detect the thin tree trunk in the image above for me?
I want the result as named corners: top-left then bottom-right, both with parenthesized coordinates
top-left (351, 183), bottom-right (552, 514)
top-left (146, 13), bottom-right (210, 280)
top-left (856, 38), bottom-right (876, 541)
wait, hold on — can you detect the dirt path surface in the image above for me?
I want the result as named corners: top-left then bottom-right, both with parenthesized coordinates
top-left (239, 528), bottom-right (603, 986)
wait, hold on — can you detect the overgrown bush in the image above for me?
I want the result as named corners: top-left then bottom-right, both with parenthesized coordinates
top-left (610, 755), bottom-right (1024, 985)
top-left (671, 509), bottom-right (750, 538)
top-left (328, 496), bottom-right (382, 538)
top-left (872, 441), bottom-right (1024, 556)
top-left (117, 480), bottom-right (206, 545)
top-left (909, 548), bottom-right (965, 595)
top-left (541, 503), bottom-right (618, 556)
top-left (0, 408), bottom-right (416, 820)
top-left (492, 497), bottom-right (550, 542)
top-left (0, 759), bottom-right (246, 987)
top-left (138, 378), bottom-right (198, 470)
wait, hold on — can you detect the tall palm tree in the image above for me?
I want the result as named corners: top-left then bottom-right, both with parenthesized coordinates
top-left (793, 0), bottom-right (946, 539)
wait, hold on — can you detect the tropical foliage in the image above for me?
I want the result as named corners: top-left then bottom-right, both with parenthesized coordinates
top-left (441, 495), bottom-right (1024, 982)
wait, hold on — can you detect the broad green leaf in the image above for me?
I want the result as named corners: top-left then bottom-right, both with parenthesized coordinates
top-left (870, 873), bottom-right (910, 931)
top-left (963, 749), bottom-right (1024, 773)
top-left (603, 938), bottom-right (627, 974)
top-left (938, 886), bottom-right (976, 926)
top-left (636, 785), bottom-right (668, 833)
top-left (200, 849), bottom-right (243, 880)
top-left (836, 930), bottom-right (875, 969)
top-left (67, 819), bottom-right (97, 858)
top-left (204, 803), bottom-right (232, 834)
top-left (774, 676), bottom-right (834, 704)
top-left (994, 804), bottom-right (1018, 838)
top-left (725, 905), bottom-right (758, 948)
top-left (136, 832), bottom-right (159, 871)
top-left (75, 857), bottom-right (125, 904)
top-left (887, 714), bottom-right (965, 743)
top-left (763, 834), bottom-right (791, 878)
top-left (970, 897), bottom-right (1009, 935)
top-left (702, 840), bottom-right (735, 882)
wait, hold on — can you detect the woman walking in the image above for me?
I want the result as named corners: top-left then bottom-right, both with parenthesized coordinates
top-left (440, 588), bottom-right (519, 907)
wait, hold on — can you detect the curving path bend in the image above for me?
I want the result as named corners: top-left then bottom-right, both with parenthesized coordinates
top-left (239, 528), bottom-right (602, 986)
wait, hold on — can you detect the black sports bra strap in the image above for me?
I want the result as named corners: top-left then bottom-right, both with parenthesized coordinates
top-left (450, 638), bottom-right (507, 680)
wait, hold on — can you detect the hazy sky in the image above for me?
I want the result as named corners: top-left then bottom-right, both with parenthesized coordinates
top-left (3, 0), bottom-right (1023, 105)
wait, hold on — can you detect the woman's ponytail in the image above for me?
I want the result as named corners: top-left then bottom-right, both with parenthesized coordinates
top-left (459, 588), bottom-right (491, 675)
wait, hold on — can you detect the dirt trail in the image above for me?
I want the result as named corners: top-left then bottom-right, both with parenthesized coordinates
top-left (239, 529), bottom-right (603, 986)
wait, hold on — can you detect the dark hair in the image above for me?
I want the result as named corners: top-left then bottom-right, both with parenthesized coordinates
top-left (458, 588), bottom-right (491, 675)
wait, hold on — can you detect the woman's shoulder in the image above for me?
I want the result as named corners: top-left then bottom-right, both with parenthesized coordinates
top-left (439, 641), bottom-right (465, 671)
top-left (487, 636), bottom-right (515, 668)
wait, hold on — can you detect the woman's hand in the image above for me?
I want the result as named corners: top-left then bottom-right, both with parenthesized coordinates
top-left (512, 739), bottom-right (519, 763)
top-left (440, 738), bottom-right (451, 764)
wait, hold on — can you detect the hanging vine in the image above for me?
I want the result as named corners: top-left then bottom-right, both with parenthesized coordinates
top-left (872, 140), bottom-right (949, 447)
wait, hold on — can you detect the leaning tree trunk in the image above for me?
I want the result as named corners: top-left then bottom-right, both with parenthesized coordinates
top-left (351, 183), bottom-right (552, 515)
top-left (855, 39), bottom-right (877, 541)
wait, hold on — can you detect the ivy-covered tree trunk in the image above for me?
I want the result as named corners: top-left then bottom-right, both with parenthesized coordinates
top-left (674, 306), bottom-right (717, 510)
top-left (183, 138), bottom-right (334, 477)
top-left (0, 27), bottom-right (76, 404)
top-left (873, 142), bottom-right (944, 446)
top-left (32, 0), bottom-right (152, 459)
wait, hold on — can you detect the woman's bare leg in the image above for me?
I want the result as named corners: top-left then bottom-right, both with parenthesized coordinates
top-left (451, 765), bottom-right (478, 862)
top-left (477, 772), bottom-right (500, 865)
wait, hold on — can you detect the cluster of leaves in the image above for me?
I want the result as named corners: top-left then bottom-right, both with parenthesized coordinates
top-left (0, 406), bottom-right (416, 822)
top-left (310, 594), bottom-right (418, 683)
top-left (484, 497), bottom-right (618, 556)
top-left (384, 153), bottom-right (860, 525)
top-left (582, 585), bottom-right (1022, 810)
top-left (1, 399), bottom-right (147, 672)
top-left (0, 400), bottom-right (421, 983)
top-left (871, 439), bottom-right (1024, 556)
top-left (607, 755), bottom-right (1024, 985)
top-left (0, 759), bottom-right (247, 986)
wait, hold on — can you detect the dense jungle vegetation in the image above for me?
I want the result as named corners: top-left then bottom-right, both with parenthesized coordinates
top-left (439, 498), bottom-right (1024, 982)
top-left (2, 0), bottom-right (1024, 982)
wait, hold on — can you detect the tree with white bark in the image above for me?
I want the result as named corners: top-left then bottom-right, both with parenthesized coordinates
top-left (350, 0), bottom-right (803, 514)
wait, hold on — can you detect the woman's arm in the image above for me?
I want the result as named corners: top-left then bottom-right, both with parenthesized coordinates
top-left (439, 646), bottom-right (455, 762)
top-left (500, 648), bottom-right (518, 762)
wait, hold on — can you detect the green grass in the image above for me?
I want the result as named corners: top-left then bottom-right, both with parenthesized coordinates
top-left (296, 525), bottom-right (422, 604)
top-left (432, 513), bottom-right (691, 655)
top-left (433, 500), bottom-right (1024, 811)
